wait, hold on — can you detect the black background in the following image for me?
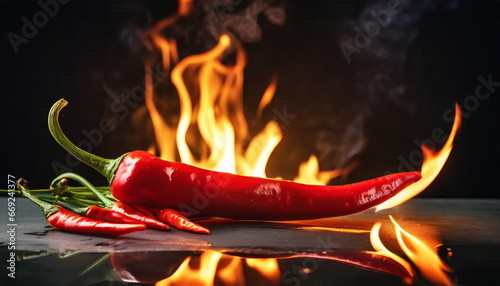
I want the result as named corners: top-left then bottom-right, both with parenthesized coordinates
top-left (1, 0), bottom-right (499, 198)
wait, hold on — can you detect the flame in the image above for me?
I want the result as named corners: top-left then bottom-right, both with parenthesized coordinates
top-left (156, 251), bottom-right (279, 286)
top-left (217, 255), bottom-right (245, 285)
top-left (245, 258), bottom-right (280, 284)
top-left (156, 251), bottom-right (222, 286)
top-left (177, 0), bottom-right (193, 17)
top-left (369, 222), bottom-right (415, 284)
top-left (145, 65), bottom-right (177, 162)
top-left (376, 104), bottom-right (462, 211)
top-left (256, 75), bottom-right (278, 119)
top-left (152, 36), bottom-right (178, 71)
top-left (389, 216), bottom-right (453, 286)
top-left (145, 31), bottom-right (342, 184)
top-left (293, 155), bottom-right (357, 185)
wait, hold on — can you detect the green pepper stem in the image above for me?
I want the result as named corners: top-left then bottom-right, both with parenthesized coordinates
top-left (51, 173), bottom-right (115, 209)
top-left (56, 201), bottom-right (87, 216)
top-left (0, 187), bottom-right (63, 194)
top-left (48, 99), bottom-right (127, 184)
top-left (17, 180), bottom-right (59, 218)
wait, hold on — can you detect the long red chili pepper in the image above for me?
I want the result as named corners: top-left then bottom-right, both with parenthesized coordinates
top-left (58, 202), bottom-right (145, 225)
top-left (18, 180), bottom-right (146, 236)
top-left (48, 99), bottom-right (421, 221)
top-left (51, 173), bottom-right (170, 230)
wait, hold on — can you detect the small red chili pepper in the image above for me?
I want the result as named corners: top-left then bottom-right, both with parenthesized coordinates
top-left (156, 208), bottom-right (210, 234)
top-left (131, 204), bottom-right (157, 218)
top-left (111, 202), bottom-right (170, 230)
top-left (18, 180), bottom-right (146, 236)
top-left (49, 99), bottom-right (422, 222)
top-left (69, 204), bottom-right (145, 225)
top-left (85, 205), bottom-right (144, 224)
top-left (131, 204), bottom-right (207, 233)
top-left (51, 173), bottom-right (170, 231)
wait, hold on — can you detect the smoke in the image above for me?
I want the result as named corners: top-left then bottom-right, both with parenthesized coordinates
top-left (341, 0), bottom-right (437, 116)
top-left (200, 0), bottom-right (285, 43)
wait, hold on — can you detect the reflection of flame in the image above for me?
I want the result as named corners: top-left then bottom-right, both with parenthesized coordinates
top-left (370, 218), bottom-right (453, 285)
top-left (390, 216), bottom-right (453, 286)
top-left (376, 104), bottom-right (462, 211)
top-left (145, 30), bottom-right (345, 183)
top-left (155, 251), bottom-right (279, 286)
top-left (245, 258), bottom-right (280, 284)
top-left (369, 222), bottom-right (415, 284)
top-left (156, 251), bottom-right (222, 286)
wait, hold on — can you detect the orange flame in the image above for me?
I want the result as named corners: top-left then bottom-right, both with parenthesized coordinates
top-left (389, 216), bottom-right (453, 285)
top-left (245, 258), bottom-right (280, 284)
top-left (155, 251), bottom-right (279, 286)
top-left (146, 32), bottom-right (342, 184)
top-left (369, 222), bottom-right (415, 284)
top-left (376, 104), bottom-right (462, 211)
top-left (293, 155), bottom-right (357, 185)
top-left (217, 255), bottom-right (245, 285)
top-left (156, 251), bottom-right (222, 286)
top-left (256, 74), bottom-right (277, 119)
top-left (145, 65), bottom-right (177, 162)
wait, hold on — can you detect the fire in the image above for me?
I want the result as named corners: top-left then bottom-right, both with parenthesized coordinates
top-left (145, 31), bottom-right (344, 183)
top-left (156, 251), bottom-right (222, 286)
top-left (293, 155), bottom-right (358, 185)
top-left (256, 75), bottom-right (277, 119)
top-left (155, 251), bottom-right (279, 286)
top-left (376, 104), bottom-right (462, 211)
top-left (369, 222), bottom-right (415, 284)
top-left (370, 217), bottom-right (453, 285)
top-left (245, 258), bottom-right (280, 284)
top-left (389, 216), bottom-right (453, 286)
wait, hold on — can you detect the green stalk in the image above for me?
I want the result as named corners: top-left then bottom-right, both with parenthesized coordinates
top-left (56, 201), bottom-right (87, 216)
top-left (0, 188), bottom-right (62, 194)
top-left (18, 180), bottom-right (59, 218)
top-left (48, 99), bottom-right (127, 184)
top-left (51, 173), bottom-right (115, 209)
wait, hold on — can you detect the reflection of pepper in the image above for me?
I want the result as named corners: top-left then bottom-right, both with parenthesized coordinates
top-left (18, 180), bottom-right (146, 236)
top-left (111, 252), bottom-right (190, 283)
top-left (228, 250), bottom-right (416, 282)
top-left (49, 99), bottom-right (421, 221)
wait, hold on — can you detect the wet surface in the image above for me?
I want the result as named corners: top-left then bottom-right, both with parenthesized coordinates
top-left (1, 198), bottom-right (500, 285)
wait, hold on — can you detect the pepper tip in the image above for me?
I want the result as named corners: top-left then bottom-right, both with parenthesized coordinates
top-left (413, 171), bottom-right (422, 180)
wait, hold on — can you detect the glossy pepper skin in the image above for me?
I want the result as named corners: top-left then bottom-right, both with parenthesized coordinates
top-left (156, 208), bottom-right (210, 234)
top-left (111, 202), bottom-right (170, 230)
top-left (130, 204), bottom-right (210, 234)
top-left (49, 99), bottom-right (422, 223)
top-left (85, 205), bottom-right (144, 225)
top-left (48, 206), bottom-right (147, 236)
top-left (111, 151), bottom-right (421, 220)
top-left (18, 180), bottom-right (146, 236)
top-left (51, 173), bottom-right (170, 231)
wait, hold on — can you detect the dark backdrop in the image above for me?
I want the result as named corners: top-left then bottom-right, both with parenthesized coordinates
top-left (1, 0), bottom-right (499, 198)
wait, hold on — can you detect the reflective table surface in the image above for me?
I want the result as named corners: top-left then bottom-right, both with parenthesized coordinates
top-left (1, 198), bottom-right (499, 285)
